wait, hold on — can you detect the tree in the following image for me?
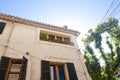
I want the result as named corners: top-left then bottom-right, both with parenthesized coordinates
top-left (82, 18), bottom-right (120, 80)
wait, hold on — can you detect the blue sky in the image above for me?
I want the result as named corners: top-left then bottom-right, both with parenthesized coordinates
top-left (0, 0), bottom-right (120, 48)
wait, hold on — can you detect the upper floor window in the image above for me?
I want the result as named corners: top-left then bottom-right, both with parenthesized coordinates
top-left (64, 38), bottom-right (70, 44)
top-left (49, 35), bottom-right (55, 41)
top-left (0, 22), bottom-right (6, 34)
top-left (56, 36), bottom-right (62, 43)
top-left (40, 31), bottom-right (74, 46)
top-left (40, 33), bottom-right (47, 40)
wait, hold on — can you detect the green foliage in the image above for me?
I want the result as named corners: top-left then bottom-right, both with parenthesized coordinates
top-left (84, 46), bottom-right (102, 80)
top-left (82, 18), bottom-right (120, 80)
top-left (40, 33), bottom-right (47, 40)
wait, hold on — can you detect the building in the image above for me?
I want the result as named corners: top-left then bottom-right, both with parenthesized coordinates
top-left (0, 13), bottom-right (91, 80)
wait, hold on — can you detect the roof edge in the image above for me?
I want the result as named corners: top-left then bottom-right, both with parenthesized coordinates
top-left (0, 13), bottom-right (80, 37)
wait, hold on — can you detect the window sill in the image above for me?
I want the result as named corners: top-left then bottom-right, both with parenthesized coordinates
top-left (40, 38), bottom-right (74, 46)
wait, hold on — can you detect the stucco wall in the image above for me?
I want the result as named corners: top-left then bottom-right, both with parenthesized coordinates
top-left (0, 19), bottom-right (14, 58)
top-left (0, 20), bottom-right (91, 80)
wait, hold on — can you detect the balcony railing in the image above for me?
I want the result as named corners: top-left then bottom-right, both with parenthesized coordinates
top-left (40, 37), bottom-right (74, 46)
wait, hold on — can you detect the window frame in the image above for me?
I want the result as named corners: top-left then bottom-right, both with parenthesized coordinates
top-left (0, 22), bottom-right (6, 34)
top-left (0, 56), bottom-right (28, 80)
top-left (39, 31), bottom-right (74, 46)
top-left (56, 36), bottom-right (63, 43)
top-left (49, 35), bottom-right (55, 41)
top-left (50, 62), bottom-right (68, 80)
top-left (41, 60), bottom-right (78, 80)
top-left (7, 58), bottom-right (22, 80)
top-left (40, 32), bottom-right (47, 40)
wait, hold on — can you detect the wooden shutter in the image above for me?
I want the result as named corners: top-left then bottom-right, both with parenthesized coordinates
top-left (67, 63), bottom-right (78, 80)
top-left (41, 60), bottom-right (51, 80)
top-left (19, 56), bottom-right (28, 80)
top-left (0, 56), bottom-right (11, 80)
top-left (0, 22), bottom-right (6, 34)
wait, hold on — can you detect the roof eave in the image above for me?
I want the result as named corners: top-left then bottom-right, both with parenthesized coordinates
top-left (0, 13), bottom-right (80, 37)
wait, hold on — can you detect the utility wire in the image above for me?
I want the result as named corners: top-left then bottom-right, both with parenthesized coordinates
top-left (112, 5), bottom-right (120, 17)
top-left (0, 44), bottom-right (43, 60)
top-left (107, 3), bottom-right (120, 18)
top-left (100, 0), bottom-right (120, 23)
top-left (0, 44), bottom-right (73, 61)
top-left (100, 0), bottom-right (115, 23)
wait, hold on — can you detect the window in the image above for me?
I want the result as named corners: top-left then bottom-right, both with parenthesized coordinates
top-left (49, 35), bottom-right (55, 41)
top-left (8, 59), bottom-right (22, 80)
top-left (50, 64), bottom-right (66, 80)
top-left (41, 60), bottom-right (78, 80)
top-left (40, 32), bottom-right (74, 46)
top-left (0, 22), bottom-right (6, 34)
top-left (0, 56), bottom-right (28, 80)
top-left (40, 33), bottom-right (47, 40)
top-left (64, 38), bottom-right (70, 43)
top-left (56, 36), bottom-right (62, 43)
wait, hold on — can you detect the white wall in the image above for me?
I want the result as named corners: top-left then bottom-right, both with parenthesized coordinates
top-left (0, 20), bottom-right (90, 80)
top-left (0, 19), bottom-right (14, 58)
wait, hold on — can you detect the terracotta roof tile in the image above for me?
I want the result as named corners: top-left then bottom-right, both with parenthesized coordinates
top-left (0, 13), bottom-right (80, 36)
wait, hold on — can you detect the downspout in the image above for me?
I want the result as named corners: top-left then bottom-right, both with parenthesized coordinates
top-left (4, 21), bottom-right (15, 55)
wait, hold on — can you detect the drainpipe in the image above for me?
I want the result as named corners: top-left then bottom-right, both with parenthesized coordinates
top-left (4, 21), bottom-right (15, 55)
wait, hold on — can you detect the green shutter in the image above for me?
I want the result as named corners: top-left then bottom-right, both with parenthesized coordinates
top-left (19, 56), bottom-right (28, 80)
top-left (0, 22), bottom-right (6, 34)
top-left (0, 56), bottom-right (11, 80)
top-left (41, 60), bottom-right (51, 80)
top-left (67, 63), bottom-right (78, 80)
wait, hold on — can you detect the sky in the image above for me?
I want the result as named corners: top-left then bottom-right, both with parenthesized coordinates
top-left (0, 0), bottom-right (120, 49)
